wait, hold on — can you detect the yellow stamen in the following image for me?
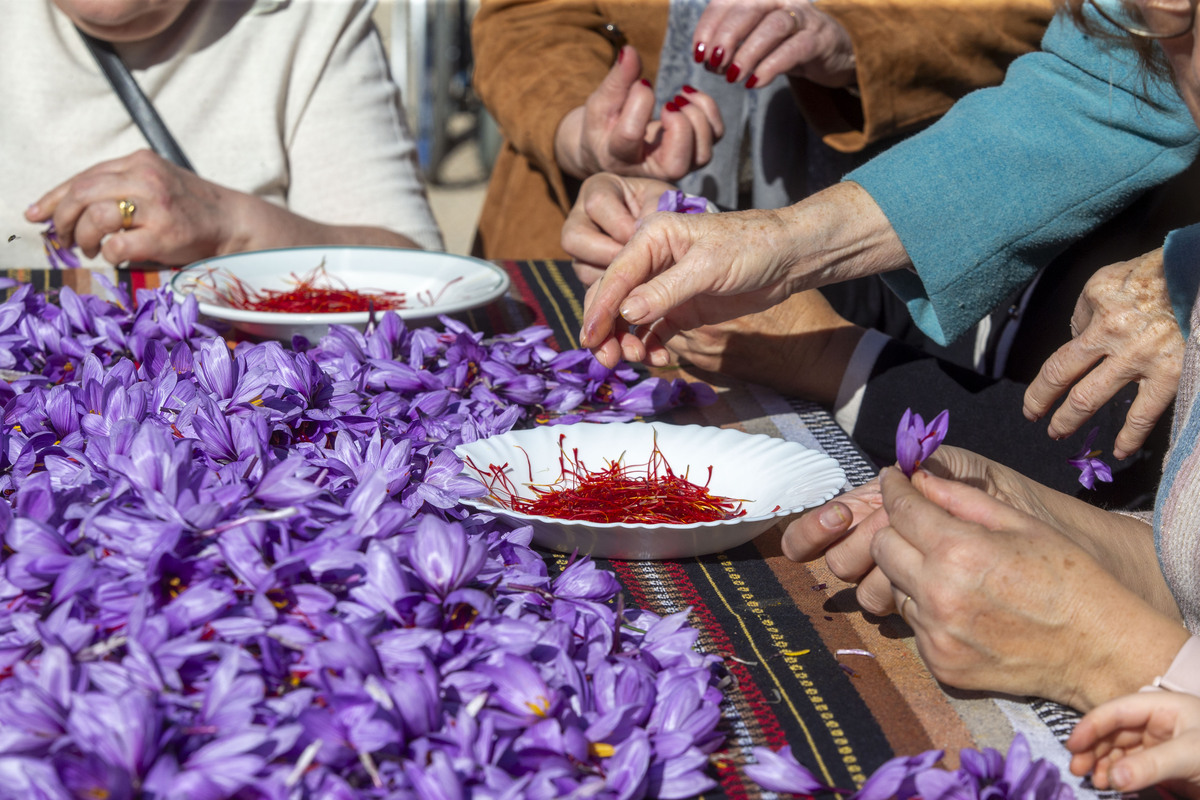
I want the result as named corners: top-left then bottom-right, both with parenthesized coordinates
top-left (589, 742), bottom-right (615, 758)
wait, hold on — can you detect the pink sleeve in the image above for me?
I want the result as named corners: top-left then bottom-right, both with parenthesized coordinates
top-left (1143, 636), bottom-right (1200, 697)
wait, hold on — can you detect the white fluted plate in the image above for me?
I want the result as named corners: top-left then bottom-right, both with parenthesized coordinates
top-left (454, 421), bottom-right (847, 560)
top-left (170, 246), bottom-right (510, 341)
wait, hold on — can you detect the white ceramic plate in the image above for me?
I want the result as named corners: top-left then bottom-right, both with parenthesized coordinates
top-left (454, 421), bottom-right (847, 560)
top-left (169, 246), bottom-right (510, 341)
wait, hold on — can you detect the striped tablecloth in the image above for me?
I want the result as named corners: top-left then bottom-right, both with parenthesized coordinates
top-left (9, 260), bottom-right (1100, 798)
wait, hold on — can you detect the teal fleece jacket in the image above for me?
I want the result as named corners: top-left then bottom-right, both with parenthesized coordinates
top-left (848, 6), bottom-right (1200, 345)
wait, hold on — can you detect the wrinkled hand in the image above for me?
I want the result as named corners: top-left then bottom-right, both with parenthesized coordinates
top-left (667, 291), bottom-right (863, 405)
top-left (1068, 691), bottom-right (1200, 798)
top-left (869, 467), bottom-right (1188, 710)
top-left (554, 46), bottom-right (724, 182)
top-left (781, 446), bottom-right (1048, 613)
top-left (25, 149), bottom-right (245, 267)
top-left (562, 173), bottom-right (676, 286)
top-left (1024, 250), bottom-right (1182, 459)
top-left (694, 0), bottom-right (856, 89)
top-left (578, 181), bottom-right (904, 369)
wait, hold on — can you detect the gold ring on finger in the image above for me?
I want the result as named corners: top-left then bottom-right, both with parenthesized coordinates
top-left (899, 594), bottom-right (914, 623)
top-left (117, 199), bottom-right (136, 230)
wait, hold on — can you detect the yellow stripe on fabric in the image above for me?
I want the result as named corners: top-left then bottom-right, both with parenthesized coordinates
top-left (712, 552), bottom-right (867, 785)
top-left (695, 557), bottom-right (836, 787)
top-left (528, 260), bottom-right (579, 350)
top-left (544, 260), bottom-right (585, 332)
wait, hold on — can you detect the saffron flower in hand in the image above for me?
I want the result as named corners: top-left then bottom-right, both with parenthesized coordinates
top-left (657, 189), bottom-right (709, 214)
top-left (895, 408), bottom-right (949, 477)
top-left (1068, 427), bottom-right (1113, 490)
top-left (40, 222), bottom-right (80, 269)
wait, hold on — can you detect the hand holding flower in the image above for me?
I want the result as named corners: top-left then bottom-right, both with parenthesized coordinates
top-left (869, 466), bottom-right (1189, 710)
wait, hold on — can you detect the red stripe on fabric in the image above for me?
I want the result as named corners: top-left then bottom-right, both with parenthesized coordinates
top-left (499, 260), bottom-right (550, 329)
top-left (610, 559), bottom-right (786, 799)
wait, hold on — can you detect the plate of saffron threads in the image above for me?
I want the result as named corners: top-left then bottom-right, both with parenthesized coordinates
top-left (170, 246), bottom-right (511, 340)
top-left (455, 421), bottom-right (847, 560)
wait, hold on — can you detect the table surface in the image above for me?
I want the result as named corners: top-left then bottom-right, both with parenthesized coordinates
top-left (9, 259), bottom-right (1100, 798)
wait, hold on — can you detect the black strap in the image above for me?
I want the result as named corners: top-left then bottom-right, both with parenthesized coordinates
top-left (76, 28), bottom-right (195, 172)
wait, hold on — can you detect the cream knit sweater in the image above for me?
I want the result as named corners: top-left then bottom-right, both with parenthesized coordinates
top-left (0, 0), bottom-right (443, 269)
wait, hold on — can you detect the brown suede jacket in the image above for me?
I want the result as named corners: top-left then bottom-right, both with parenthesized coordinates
top-left (470, 0), bottom-right (1055, 260)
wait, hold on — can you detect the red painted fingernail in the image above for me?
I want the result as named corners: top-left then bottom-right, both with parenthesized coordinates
top-left (694, 42), bottom-right (706, 63)
top-left (673, 95), bottom-right (690, 107)
top-left (745, 74), bottom-right (759, 89)
top-left (640, 78), bottom-right (652, 88)
top-left (664, 101), bottom-right (680, 113)
top-left (617, 46), bottom-right (625, 63)
top-left (708, 46), bottom-right (724, 69)
top-left (726, 63), bottom-right (741, 83)
top-left (681, 84), bottom-right (697, 94)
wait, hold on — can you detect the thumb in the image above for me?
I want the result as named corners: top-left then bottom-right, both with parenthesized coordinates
top-left (590, 45), bottom-right (643, 114)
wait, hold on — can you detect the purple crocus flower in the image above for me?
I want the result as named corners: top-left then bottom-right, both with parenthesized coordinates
top-left (744, 745), bottom-right (830, 794)
top-left (1067, 427), bottom-right (1112, 490)
top-left (40, 223), bottom-right (80, 270)
top-left (656, 190), bottom-right (709, 214)
top-left (895, 408), bottom-right (949, 477)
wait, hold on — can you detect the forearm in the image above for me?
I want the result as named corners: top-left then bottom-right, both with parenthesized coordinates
top-left (1023, 486), bottom-right (1183, 622)
top-left (847, 7), bottom-right (1200, 345)
top-left (779, 181), bottom-right (912, 291)
top-left (224, 193), bottom-right (424, 253)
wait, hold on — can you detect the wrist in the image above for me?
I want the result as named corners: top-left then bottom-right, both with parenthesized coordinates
top-left (554, 107), bottom-right (591, 180)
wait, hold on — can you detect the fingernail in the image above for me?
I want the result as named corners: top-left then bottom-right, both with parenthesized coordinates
top-left (664, 101), bottom-right (679, 113)
top-left (26, 203), bottom-right (40, 217)
top-left (708, 46), bottom-right (724, 69)
top-left (620, 297), bottom-right (649, 324)
top-left (1111, 765), bottom-right (1131, 790)
top-left (726, 63), bottom-right (741, 83)
top-left (640, 78), bottom-right (652, 88)
top-left (745, 74), bottom-right (759, 89)
top-left (694, 42), bottom-right (706, 63)
top-left (617, 45), bottom-right (625, 63)
top-left (681, 84), bottom-right (697, 94)
top-left (673, 95), bottom-right (689, 108)
top-left (650, 350), bottom-right (670, 367)
top-left (819, 504), bottom-right (849, 529)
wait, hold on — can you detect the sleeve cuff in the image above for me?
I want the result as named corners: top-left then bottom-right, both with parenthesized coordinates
top-left (833, 327), bottom-right (891, 436)
top-left (1142, 635), bottom-right (1200, 697)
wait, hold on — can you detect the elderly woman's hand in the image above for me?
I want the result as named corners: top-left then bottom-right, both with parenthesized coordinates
top-left (694, 0), bottom-right (856, 89)
top-left (870, 466), bottom-right (1190, 711)
top-left (562, 173), bottom-right (677, 286)
top-left (667, 291), bottom-right (864, 405)
top-left (26, 149), bottom-right (424, 267)
top-left (554, 46), bottom-right (724, 183)
top-left (781, 446), bottom-right (1047, 610)
top-left (27, 149), bottom-right (237, 267)
top-left (579, 181), bottom-right (907, 369)
top-left (1023, 250), bottom-right (1182, 460)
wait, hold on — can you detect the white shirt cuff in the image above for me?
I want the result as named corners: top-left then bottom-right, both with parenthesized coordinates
top-left (833, 328), bottom-right (891, 436)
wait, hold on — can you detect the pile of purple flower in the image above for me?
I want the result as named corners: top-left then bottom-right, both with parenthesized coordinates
top-left (746, 733), bottom-right (1075, 800)
top-left (0, 279), bottom-right (726, 799)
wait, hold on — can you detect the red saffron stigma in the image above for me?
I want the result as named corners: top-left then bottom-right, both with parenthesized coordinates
top-left (199, 261), bottom-right (436, 314)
